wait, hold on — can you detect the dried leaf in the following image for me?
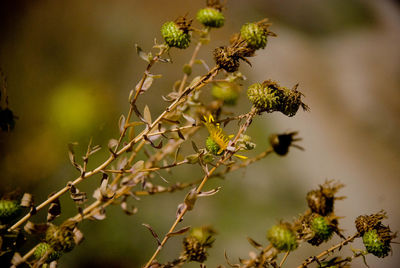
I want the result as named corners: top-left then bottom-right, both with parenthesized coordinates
top-left (140, 77), bottom-right (154, 92)
top-left (108, 139), bottom-right (118, 151)
top-left (177, 129), bottom-right (185, 140)
top-left (99, 173), bottom-right (115, 200)
top-left (20, 193), bottom-right (33, 208)
top-left (11, 252), bottom-right (23, 266)
top-left (144, 135), bottom-right (162, 149)
top-left (191, 141), bottom-right (199, 153)
top-left (142, 223), bottom-right (161, 246)
top-left (47, 196), bottom-right (61, 222)
top-left (121, 197), bottom-right (138, 216)
top-left (160, 117), bottom-right (180, 125)
top-left (247, 237), bottom-right (263, 250)
top-left (24, 221), bottom-right (48, 234)
top-left (176, 203), bottom-right (186, 220)
top-left (198, 187), bottom-right (221, 197)
top-left (73, 227), bottom-right (84, 245)
top-left (69, 185), bottom-right (87, 204)
top-left (68, 143), bottom-right (83, 173)
top-left (90, 207), bottom-right (106, 221)
top-left (182, 114), bottom-right (196, 126)
top-left (166, 226), bottom-right (191, 237)
top-left (143, 105), bottom-right (152, 124)
top-left (118, 114), bottom-right (126, 134)
top-left (135, 44), bottom-right (149, 62)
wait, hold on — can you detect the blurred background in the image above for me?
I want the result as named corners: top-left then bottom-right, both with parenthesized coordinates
top-left (1, 0), bottom-right (400, 267)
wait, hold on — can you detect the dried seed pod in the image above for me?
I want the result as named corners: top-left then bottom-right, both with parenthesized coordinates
top-left (161, 17), bottom-right (192, 49)
top-left (213, 46), bottom-right (240, 73)
top-left (355, 211), bottom-right (386, 235)
top-left (182, 226), bottom-right (216, 263)
top-left (46, 223), bottom-right (76, 252)
top-left (267, 223), bottom-right (298, 251)
top-left (33, 243), bottom-right (62, 263)
top-left (362, 226), bottom-right (395, 258)
top-left (306, 181), bottom-right (344, 216)
top-left (269, 131), bottom-right (302, 156)
top-left (197, 7), bottom-right (224, 28)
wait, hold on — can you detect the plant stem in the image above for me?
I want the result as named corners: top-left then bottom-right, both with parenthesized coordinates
top-left (297, 233), bottom-right (359, 268)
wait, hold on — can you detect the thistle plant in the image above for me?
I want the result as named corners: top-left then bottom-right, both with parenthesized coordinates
top-left (0, 1), bottom-right (397, 268)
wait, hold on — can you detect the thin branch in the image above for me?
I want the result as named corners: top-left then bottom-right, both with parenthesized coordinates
top-left (297, 233), bottom-right (359, 268)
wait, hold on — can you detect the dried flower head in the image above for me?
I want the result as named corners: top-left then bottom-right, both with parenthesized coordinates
top-left (306, 181), bottom-right (344, 216)
top-left (46, 222), bottom-right (76, 252)
top-left (269, 131), bottom-right (302, 156)
top-left (182, 226), bottom-right (216, 263)
top-left (355, 211), bottom-right (387, 235)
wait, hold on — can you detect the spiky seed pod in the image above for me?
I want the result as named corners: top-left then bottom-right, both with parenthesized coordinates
top-left (267, 223), bottom-right (298, 251)
top-left (46, 224), bottom-right (75, 252)
top-left (211, 81), bottom-right (240, 105)
top-left (161, 18), bottom-right (191, 49)
top-left (206, 136), bottom-right (222, 155)
top-left (308, 216), bottom-right (334, 246)
top-left (197, 8), bottom-right (224, 28)
top-left (33, 243), bottom-right (62, 263)
top-left (280, 86), bottom-right (308, 117)
top-left (306, 181), bottom-right (344, 216)
top-left (240, 22), bottom-right (269, 50)
top-left (247, 80), bottom-right (308, 116)
top-left (355, 211), bottom-right (386, 235)
top-left (182, 236), bottom-right (208, 263)
top-left (269, 131), bottom-right (301, 156)
top-left (362, 227), bottom-right (393, 258)
top-left (182, 226), bottom-right (216, 263)
top-left (247, 81), bottom-right (282, 113)
top-left (0, 199), bottom-right (22, 221)
top-left (213, 46), bottom-right (240, 72)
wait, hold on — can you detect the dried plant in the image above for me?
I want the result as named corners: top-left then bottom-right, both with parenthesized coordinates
top-left (0, 1), bottom-right (397, 267)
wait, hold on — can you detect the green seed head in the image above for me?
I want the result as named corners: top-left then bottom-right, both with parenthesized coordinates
top-left (267, 223), bottom-right (298, 251)
top-left (308, 216), bottom-right (334, 246)
top-left (0, 199), bottom-right (22, 221)
top-left (197, 8), bottom-right (225, 28)
top-left (206, 136), bottom-right (222, 155)
top-left (247, 82), bottom-right (281, 112)
top-left (362, 229), bottom-right (391, 258)
top-left (240, 22), bottom-right (268, 50)
top-left (34, 243), bottom-right (62, 263)
top-left (211, 81), bottom-right (240, 105)
top-left (161, 21), bottom-right (191, 49)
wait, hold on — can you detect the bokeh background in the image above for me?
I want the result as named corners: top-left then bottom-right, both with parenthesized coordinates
top-left (1, 0), bottom-right (400, 267)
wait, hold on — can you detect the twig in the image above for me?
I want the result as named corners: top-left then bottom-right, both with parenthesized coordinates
top-left (297, 233), bottom-right (359, 268)
top-left (279, 251), bottom-right (290, 267)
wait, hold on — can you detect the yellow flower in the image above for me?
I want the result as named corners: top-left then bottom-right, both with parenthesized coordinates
top-left (203, 115), bottom-right (247, 159)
